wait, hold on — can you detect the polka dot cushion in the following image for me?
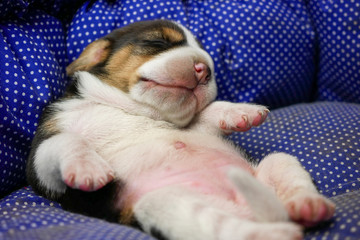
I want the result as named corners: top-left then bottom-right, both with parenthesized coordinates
top-left (306, 0), bottom-right (360, 103)
top-left (0, 9), bottom-right (69, 196)
top-left (230, 102), bottom-right (360, 198)
top-left (1, 184), bottom-right (359, 239)
top-left (0, 187), bottom-right (155, 240)
top-left (67, 0), bottom-right (316, 108)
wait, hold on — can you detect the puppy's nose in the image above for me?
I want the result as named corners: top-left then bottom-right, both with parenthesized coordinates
top-left (194, 62), bottom-right (211, 85)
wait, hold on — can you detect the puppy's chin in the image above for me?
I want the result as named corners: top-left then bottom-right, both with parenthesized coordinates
top-left (129, 81), bottom-right (202, 127)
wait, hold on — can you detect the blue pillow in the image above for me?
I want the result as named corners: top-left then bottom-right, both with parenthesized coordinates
top-left (67, 0), bottom-right (316, 109)
top-left (0, 9), bottom-right (68, 196)
top-left (307, 0), bottom-right (360, 103)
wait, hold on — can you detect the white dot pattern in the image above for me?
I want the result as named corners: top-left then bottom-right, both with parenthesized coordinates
top-left (307, 0), bottom-right (360, 102)
top-left (0, 9), bottom-right (69, 195)
top-left (0, 0), bottom-right (359, 239)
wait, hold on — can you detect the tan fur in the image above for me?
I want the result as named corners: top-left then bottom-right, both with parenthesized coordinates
top-left (66, 27), bottom-right (184, 93)
top-left (119, 206), bottom-right (135, 225)
top-left (162, 27), bottom-right (184, 42)
top-left (42, 118), bottom-right (60, 135)
top-left (103, 46), bottom-right (153, 92)
top-left (66, 39), bottom-right (111, 76)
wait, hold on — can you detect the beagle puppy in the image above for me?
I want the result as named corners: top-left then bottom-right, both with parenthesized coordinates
top-left (27, 20), bottom-right (335, 240)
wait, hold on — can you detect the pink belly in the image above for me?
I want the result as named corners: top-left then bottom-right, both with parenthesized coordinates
top-left (121, 146), bottom-right (254, 206)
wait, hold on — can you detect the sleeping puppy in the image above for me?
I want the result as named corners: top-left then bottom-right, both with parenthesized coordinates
top-left (27, 20), bottom-right (335, 240)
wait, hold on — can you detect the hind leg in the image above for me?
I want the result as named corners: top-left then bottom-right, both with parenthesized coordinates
top-left (255, 153), bottom-right (335, 227)
top-left (133, 186), bottom-right (302, 240)
top-left (34, 133), bottom-right (114, 193)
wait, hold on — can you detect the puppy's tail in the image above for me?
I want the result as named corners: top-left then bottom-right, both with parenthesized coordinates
top-left (227, 167), bottom-right (288, 222)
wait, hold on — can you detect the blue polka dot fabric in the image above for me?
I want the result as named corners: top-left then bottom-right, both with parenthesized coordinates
top-left (1, 0), bottom-right (360, 240)
top-left (307, 0), bottom-right (360, 103)
top-left (0, 8), bottom-right (69, 196)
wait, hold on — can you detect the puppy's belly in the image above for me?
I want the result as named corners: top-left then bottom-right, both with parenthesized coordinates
top-left (119, 144), bottom-right (254, 211)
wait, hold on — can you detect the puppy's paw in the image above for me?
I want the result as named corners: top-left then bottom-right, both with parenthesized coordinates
top-left (61, 151), bottom-right (114, 192)
top-left (219, 104), bottom-right (269, 132)
top-left (285, 191), bottom-right (335, 227)
top-left (259, 222), bottom-right (303, 240)
top-left (265, 222), bottom-right (303, 240)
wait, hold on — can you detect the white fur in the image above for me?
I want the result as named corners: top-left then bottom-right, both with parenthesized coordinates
top-left (227, 167), bottom-right (289, 222)
top-left (191, 101), bottom-right (269, 135)
top-left (35, 129), bottom-right (115, 193)
top-left (134, 186), bottom-right (301, 240)
top-left (35, 134), bottom-right (69, 194)
top-left (34, 73), bottom-right (331, 240)
top-left (76, 71), bottom-right (162, 120)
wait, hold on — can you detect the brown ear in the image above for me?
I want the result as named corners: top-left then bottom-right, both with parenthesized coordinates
top-left (66, 39), bottom-right (112, 76)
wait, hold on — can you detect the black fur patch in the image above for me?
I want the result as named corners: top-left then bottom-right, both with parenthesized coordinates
top-left (59, 180), bottom-right (123, 223)
top-left (105, 20), bottom-right (186, 52)
top-left (96, 20), bottom-right (186, 64)
top-left (150, 227), bottom-right (169, 240)
top-left (129, 218), bottom-right (143, 230)
top-left (62, 78), bottom-right (82, 99)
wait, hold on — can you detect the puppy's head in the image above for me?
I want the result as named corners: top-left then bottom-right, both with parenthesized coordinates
top-left (67, 20), bottom-right (217, 127)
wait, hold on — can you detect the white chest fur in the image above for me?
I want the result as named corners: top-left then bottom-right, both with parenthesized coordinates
top-left (54, 96), bottom-right (250, 176)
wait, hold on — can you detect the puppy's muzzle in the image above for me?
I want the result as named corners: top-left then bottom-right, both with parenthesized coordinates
top-left (194, 62), bottom-right (211, 85)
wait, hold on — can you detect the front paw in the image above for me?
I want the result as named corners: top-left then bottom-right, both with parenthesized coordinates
top-left (61, 151), bottom-right (114, 192)
top-left (219, 104), bottom-right (269, 133)
top-left (285, 192), bottom-right (336, 227)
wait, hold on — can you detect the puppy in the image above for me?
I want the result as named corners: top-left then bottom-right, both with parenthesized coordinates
top-left (27, 20), bottom-right (335, 240)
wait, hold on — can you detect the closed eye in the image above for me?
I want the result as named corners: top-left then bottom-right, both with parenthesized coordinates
top-left (141, 39), bottom-right (171, 48)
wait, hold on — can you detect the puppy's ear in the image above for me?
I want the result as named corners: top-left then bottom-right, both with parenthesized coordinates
top-left (66, 39), bottom-right (112, 76)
